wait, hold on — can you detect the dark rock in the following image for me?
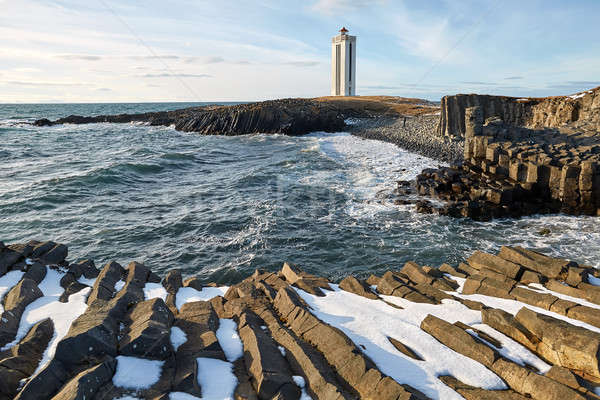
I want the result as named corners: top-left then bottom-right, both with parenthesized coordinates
top-left (0, 318), bottom-right (54, 398)
top-left (162, 269), bottom-right (183, 294)
top-left (0, 247), bottom-right (22, 276)
top-left (69, 259), bottom-right (99, 280)
top-left (31, 241), bottom-right (68, 265)
top-left (183, 276), bottom-right (204, 290)
top-left (0, 279), bottom-right (44, 347)
top-left (119, 298), bottom-right (174, 359)
top-left (22, 262), bottom-right (47, 284)
top-left (87, 261), bottom-right (124, 306)
top-left (51, 357), bottom-right (117, 400)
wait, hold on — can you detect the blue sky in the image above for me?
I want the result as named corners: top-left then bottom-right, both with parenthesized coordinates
top-left (1, 0), bottom-right (599, 102)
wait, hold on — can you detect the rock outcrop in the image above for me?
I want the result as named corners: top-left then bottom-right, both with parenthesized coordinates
top-left (2, 239), bottom-right (600, 399)
top-left (33, 97), bottom-right (437, 137)
top-left (437, 86), bottom-right (600, 138)
top-left (412, 92), bottom-right (600, 219)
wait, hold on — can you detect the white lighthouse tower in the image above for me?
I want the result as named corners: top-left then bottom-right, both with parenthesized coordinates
top-left (331, 27), bottom-right (356, 96)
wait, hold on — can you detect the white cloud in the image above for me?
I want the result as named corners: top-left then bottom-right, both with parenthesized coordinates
top-left (56, 54), bottom-right (102, 61)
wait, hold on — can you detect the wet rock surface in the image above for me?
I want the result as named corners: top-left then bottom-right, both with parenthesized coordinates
top-left (2, 239), bottom-right (600, 399)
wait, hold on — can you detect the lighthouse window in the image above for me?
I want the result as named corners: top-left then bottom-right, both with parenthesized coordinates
top-left (349, 43), bottom-right (352, 82)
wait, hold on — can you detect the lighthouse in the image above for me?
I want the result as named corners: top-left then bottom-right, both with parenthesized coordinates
top-left (331, 27), bottom-right (356, 96)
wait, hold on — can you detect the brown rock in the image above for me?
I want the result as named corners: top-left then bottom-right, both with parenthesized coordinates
top-left (439, 375), bottom-right (528, 400)
top-left (420, 314), bottom-right (499, 367)
top-left (467, 251), bottom-right (523, 279)
top-left (438, 263), bottom-right (468, 278)
top-left (388, 337), bottom-right (423, 361)
top-left (339, 276), bottom-right (378, 300)
top-left (497, 246), bottom-right (569, 279)
top-left (238, 311), bottom-right (300, 399)
top-left (365, 274), bottom-right (381, 286)
top-left (509, 287), bottom-right (558, 310)
top-left (481, 308), bottom-right (538, 351)
top-left (87, 261), bottom-right (125, 306)
top-left (515, 307), bottom-right (600, 378)
top-left (0, 278), bottom-right (44, 347)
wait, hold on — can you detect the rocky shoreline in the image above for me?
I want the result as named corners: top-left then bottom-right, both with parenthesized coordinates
top-left (2, 239), bottom-right (600, 399)
top-left (347, 115), bottom-right (463, 164)
top-left (33, 97), bottom-right (437, 137)
top-left (408, 89), bottom-right (600, 220)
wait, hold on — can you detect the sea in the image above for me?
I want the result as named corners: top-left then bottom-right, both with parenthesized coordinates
top-left (1, 103), bottom-right (599, 283)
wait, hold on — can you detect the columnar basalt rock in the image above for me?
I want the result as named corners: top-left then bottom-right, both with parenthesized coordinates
top-left (438, 87), bottom-right (600, 138)
top-left (414, 98), bottom-right (600, 219)
top-left (3, 239), bottom-right (600, 399)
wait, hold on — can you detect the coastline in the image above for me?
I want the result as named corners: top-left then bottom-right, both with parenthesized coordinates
top-left (346, 115), bottom-right (463, 164)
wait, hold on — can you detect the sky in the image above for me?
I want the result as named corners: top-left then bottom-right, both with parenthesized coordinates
top-left (1, 0), bottom-right (600, 103)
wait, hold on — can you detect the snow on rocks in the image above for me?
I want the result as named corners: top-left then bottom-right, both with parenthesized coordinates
top-left (1, 266), bottom-right (90, 373)
top-left (170, 326), bottom-right (187, 351)
top-left (215, 318), bottom-right (243, 362)
top-left (0, 270), bottom-right (24, 313)
top-left (2, 238), bottom-right (600, 399)
top-left (112, 355), bottom-right (164, 390)
top-left (296, 285), bottom-right (506, 399)
top-left (144, 282), bottom-right (168, 301)
top-left (175, 286), bottom-right (229, 311)
top-left (196, 357), bottom-right (237, 399)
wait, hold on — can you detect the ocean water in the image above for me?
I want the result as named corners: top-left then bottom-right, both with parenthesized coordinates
top-left (1, 103), bottom-right (599, 283)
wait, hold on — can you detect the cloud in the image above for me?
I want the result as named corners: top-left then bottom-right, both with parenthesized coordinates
top-left (565, 80), bottom-right (600, 85)
top-left (137, 73), bottom-right (212, 78)
top-left (460, 81), bottom-right (498, 86)
top-left (312, 0), bottom-right (386, 14)
top-left (96, 87), bottom-right (112, 91)
top-left (4, 80), bottom-right (90, 87)
top-left (546, 81), bottom-right (600, 90)
top-left (56, 54), bottom-right (102, 61)
top-left (185, 56), bottom-right (225, 64)
top-left (283, 61), bottom-right (319, 67)
top-left (128, 55), bottom-right (180, 60)
top-left (504, 76), bottom-right (524, 80)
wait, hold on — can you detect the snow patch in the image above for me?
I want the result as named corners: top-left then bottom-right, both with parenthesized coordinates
top-left (115, 280), bottom-right (126, 292)
top-left (113, 355), bottom-right (164, 390)
top-left (216, 318), bottom-right (243, 362)
top-left (78, 276), bottom-right (96, 287)
top-left (0, 270), bottom-right (25, 313)
top-left (144, 282), bottom-right (168, 302)
top-left (170, 326), bottom-right (187, 352)
top-left (588, 275), bottom-right (600, 286)
top-left (293, 375), bottom-right (311, 400)
top-left (196, 357), bottom-right (237, 399)
top-left (175, 286), bottom-right (229, 311)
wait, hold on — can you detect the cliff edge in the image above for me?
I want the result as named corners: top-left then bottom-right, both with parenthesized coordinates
top-left (438, 86), bottom-right (600, 138)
